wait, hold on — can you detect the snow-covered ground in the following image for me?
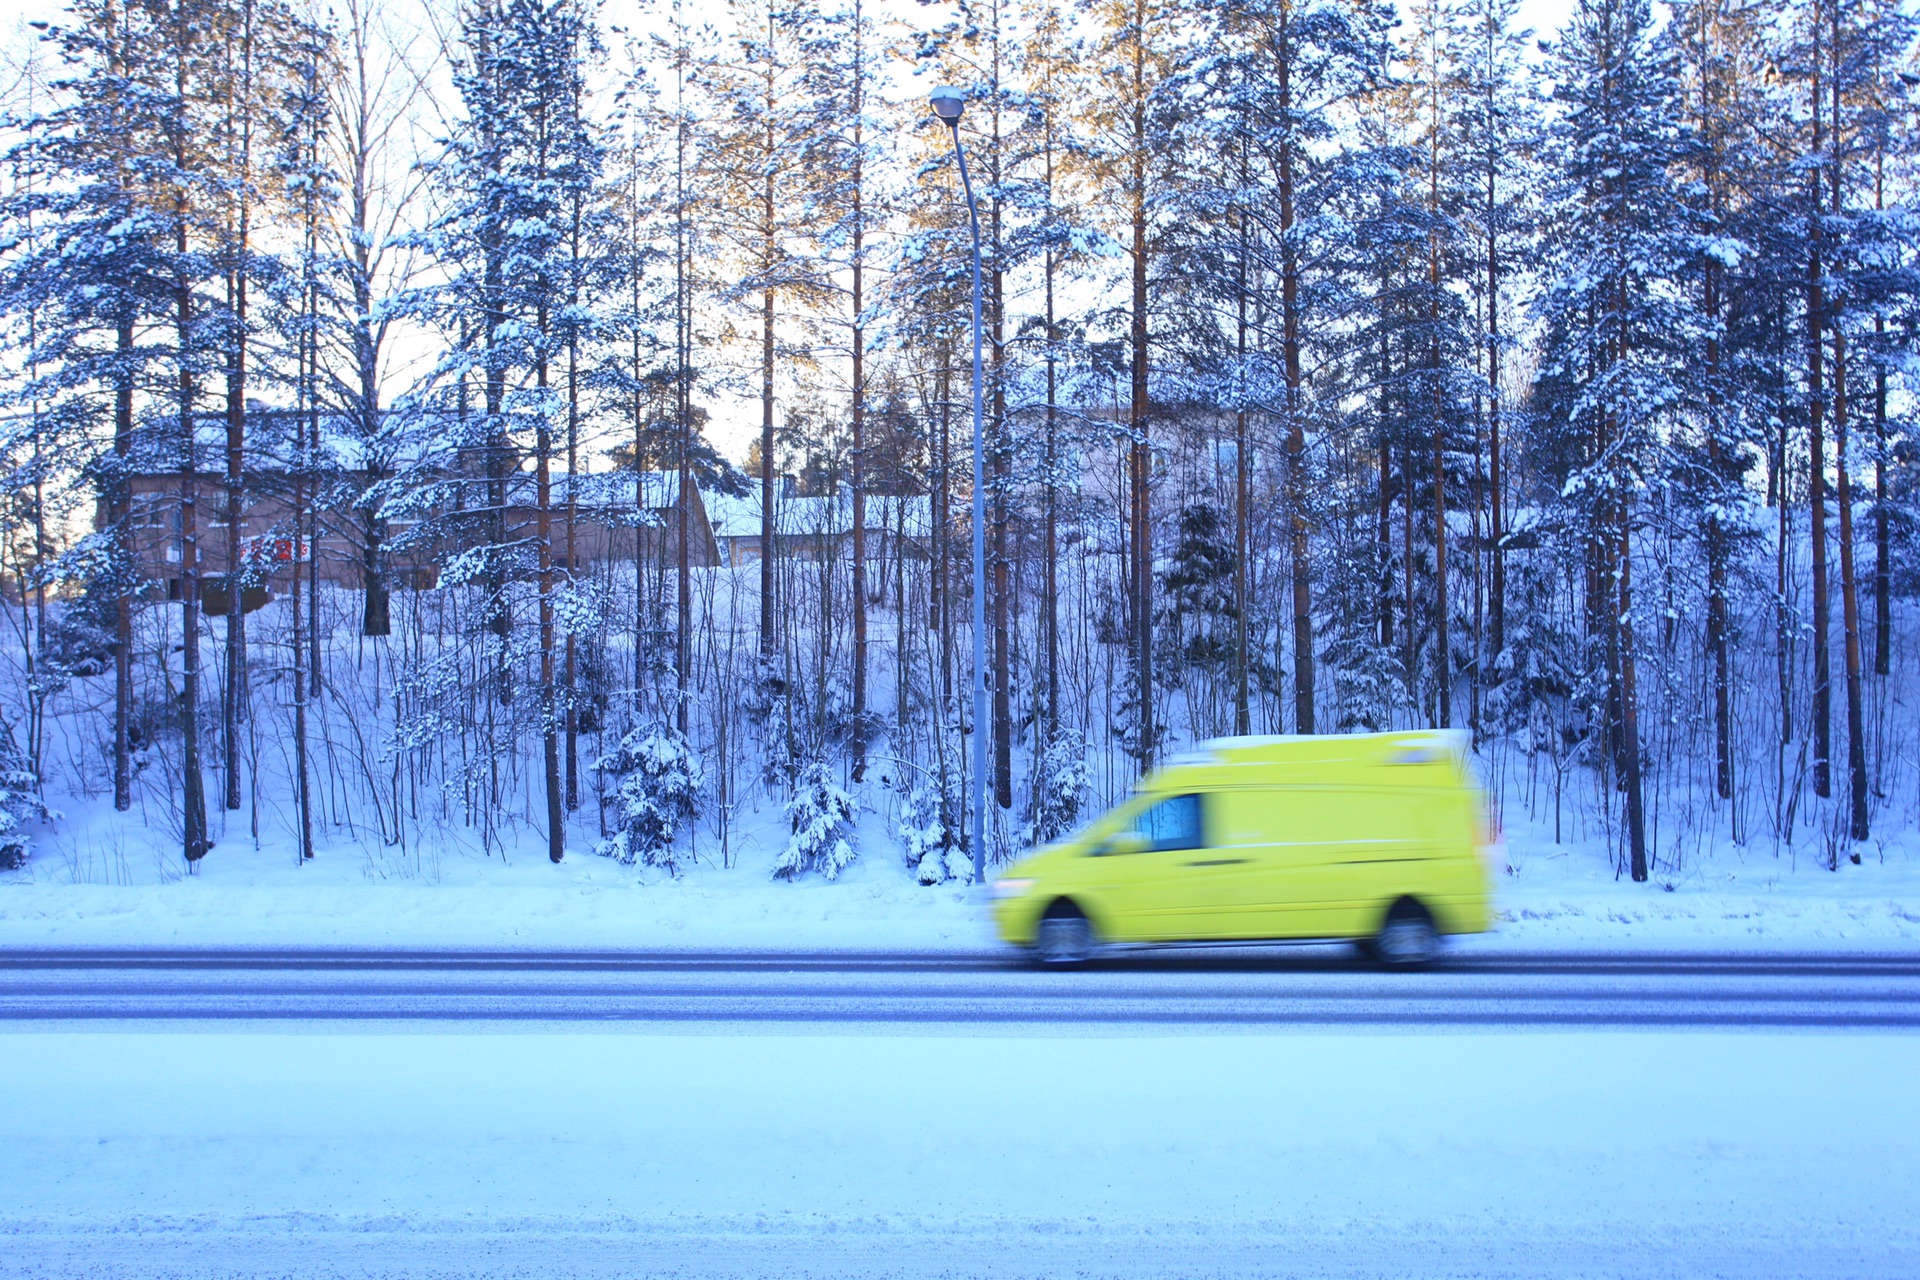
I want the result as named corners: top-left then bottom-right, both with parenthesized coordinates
top-left (3, 1026), bottom-right (1917, 1278)
top-left (3, 777), bottom-right (1919, 952)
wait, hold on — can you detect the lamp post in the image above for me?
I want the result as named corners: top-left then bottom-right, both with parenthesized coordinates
top-left (930, 85), bottom-right (988, 886)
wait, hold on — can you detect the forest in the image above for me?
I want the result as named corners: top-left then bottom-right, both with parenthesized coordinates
top-left (0, 0), bottom-right (1915, 887)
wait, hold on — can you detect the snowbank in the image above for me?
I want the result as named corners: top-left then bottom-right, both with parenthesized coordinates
top-left (3, 778), bottom-right (1918, 953)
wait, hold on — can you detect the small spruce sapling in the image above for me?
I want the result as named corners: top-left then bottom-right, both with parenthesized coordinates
top-left (897, 782), bottom-right (962, 885)
top-left (1027, 726), bottom-right (1092, 846)
top-left (0, 729), bottom-right (43, 871)
top-left (596, 724), bottom-right (706, 870)
top-left (775, 761), bottom-right (858, 880)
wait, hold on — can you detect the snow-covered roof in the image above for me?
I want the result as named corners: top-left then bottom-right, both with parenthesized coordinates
top-left (501, 470), bottom-right (693, 512)
top-left (706, 491), bottom-right (931, 540)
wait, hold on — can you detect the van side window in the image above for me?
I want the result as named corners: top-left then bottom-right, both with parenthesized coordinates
top-left (1134, 794), bottom-right (1204, 852)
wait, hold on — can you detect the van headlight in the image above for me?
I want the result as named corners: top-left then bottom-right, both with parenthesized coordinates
top-left (990, 877), bottom-right (1035, 901)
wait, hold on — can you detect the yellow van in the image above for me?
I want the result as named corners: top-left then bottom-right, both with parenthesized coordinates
top-left (990, 731), bottom-right (1497, 966)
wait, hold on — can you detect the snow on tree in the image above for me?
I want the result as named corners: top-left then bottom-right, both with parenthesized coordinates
top-left (1025, 726), bottom-right (1091, 847)
top-left (896, 781), bottom-right (960, 885)
top-left (775, 761), bottom-right (858, 881)
top-left (0, 726), bottom-right (43, 871)
top-left (597, 724), bottom-right (706, 870)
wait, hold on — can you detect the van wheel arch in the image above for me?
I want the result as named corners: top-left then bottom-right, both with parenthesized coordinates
top-left (1369, 896), bottom-right (1440, 968)
top-left (1033, 898), bottom-right (1100, 966)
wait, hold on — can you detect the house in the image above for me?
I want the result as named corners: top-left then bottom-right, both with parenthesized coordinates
top-left (120, 456), bottom-right (721, 630)
top-left (708, 485), bottom-right (932, 567)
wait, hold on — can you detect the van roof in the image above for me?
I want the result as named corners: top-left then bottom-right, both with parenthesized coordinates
top-left (1145, 729), bottom-right (1471, 790)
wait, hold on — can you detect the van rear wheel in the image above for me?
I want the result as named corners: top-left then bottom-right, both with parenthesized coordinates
top-left (1035, 903), bottom-right (1097, 966)
top-left (1370, 899), bottom-right (1440, 968)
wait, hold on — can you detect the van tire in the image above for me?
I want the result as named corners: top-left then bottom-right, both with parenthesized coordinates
top-left (1034, 901), bottom-right (1098, 966)
top-left (1370, 898), bottom-right (1440, 968)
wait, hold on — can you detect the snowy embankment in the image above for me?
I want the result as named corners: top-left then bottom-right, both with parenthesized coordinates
top-left (4, 1029), bottom-right (1918, 1279)
top-left (3, 783), bottom-right (1919, 952)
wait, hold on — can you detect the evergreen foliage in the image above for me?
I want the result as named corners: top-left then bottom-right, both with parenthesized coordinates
top-left (597, 723), bottom-right (706, 870)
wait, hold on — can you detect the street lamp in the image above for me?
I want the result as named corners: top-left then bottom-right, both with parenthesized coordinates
top-left (930, 85), bottom-right (988, 886)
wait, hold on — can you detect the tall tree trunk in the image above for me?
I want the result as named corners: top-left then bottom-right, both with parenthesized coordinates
top-left (1429, 161), bottom-right (1450, 729)
top-left (1403, 438), bottom-right (1418, 709)
top-left (1043, 243), bottom-right (1061, 735)
top-left (222, 0), bottom-right (256, 816)
top-left (632, 267), bottom-right (646, 699)
top-left (222, 272), bottom-right (247, 813)
top-left (991, 205), bottom-right (1011, 809)
top-left (850, 134), bottom-right (869, 780)
top-left (1873, 316), bottom-right (1889, 677)
top-left (1129, 17), bottom-right (1154, 763)
top-left (567, 323), bottom-right (582, 808)
top-left (1484, 163), bottom-right (1504, 663)
top-left (675, 192), bottom-right (692, 738)
top-left (293, 227), bottom-right (316, 862)
top-left (759, 275), bottom-right (776, 657)
top-left (1378, 290), bottom-right (1395, 657)
top-left (1833, 328), bottom-right (1869, 847)
top-left (1776, 414), bottom-right (1792, 746)
top-left (177, 214), bottom-right (209, 865)
top-left (1705, 262), bottom-right (1733, 801)
top-left (1872, 152), bottom-right (1890, 678)
top-left (113, 310), bottom-right (134, 813)
top-left (1807, 70), bottom-right (1832, 798)
top-left (936, 358), bottom-right (953, 704)
top-left (1233, 204), bottom-right (1251, 736)
top-left (1433, 428), bottom-right (1450, 729)
top-left (1619, 510), bottom-right (1648, 881)
top-left (537, 339), bottom-right (562, 863)
top-left (346, 27), bottom-right (389, 641)
top-left (1278, 19), bottom-right (1314, 734)
top-left (479, 22), bottom-right (509, 701)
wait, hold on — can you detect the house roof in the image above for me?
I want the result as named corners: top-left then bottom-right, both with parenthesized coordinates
top-left (707, 491), bottom-right (932, 540)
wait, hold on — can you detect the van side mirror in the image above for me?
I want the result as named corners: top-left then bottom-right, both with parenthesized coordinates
top-left (1102, 830), bottom-right (1150, 856)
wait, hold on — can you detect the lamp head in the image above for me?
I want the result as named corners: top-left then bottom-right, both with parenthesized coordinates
top-left (928, 86), bottom-right (966, 124)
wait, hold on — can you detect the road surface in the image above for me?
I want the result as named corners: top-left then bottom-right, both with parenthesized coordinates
top-left (5, 946), bottom-right (1918, 1278)
top-left (2, 945), bottom-right (1917, 1026)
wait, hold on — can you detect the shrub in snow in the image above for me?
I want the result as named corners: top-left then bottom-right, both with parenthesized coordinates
top-left (745, 653), bottom-right (801, 790)
top-left (775, 761), bottom-right (858, 881)
top-left (0, 736), bottom-right (43, 871)
top-left (1027, 727), bottom-right (1092, 846)
top-left (596, 724), bottom-right (706, 871)
top-left (1110, 655), bottom-right (1164, 762)
top-left (897, 782), bottom-right (962, 885)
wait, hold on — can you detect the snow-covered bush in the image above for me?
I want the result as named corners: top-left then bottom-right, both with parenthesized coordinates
top-left (0, 736), bottom-right (43, 871)
top-left (745, 652), bottom-right (801, 790)
top-left (1027, 727), bottom-right (1092, 845)
top-left (897, 782), bottom-right (963, 885)
top-left (596, 724), bottom-right (706, 871)
top-left (775, 761), bottom-right (858, 881)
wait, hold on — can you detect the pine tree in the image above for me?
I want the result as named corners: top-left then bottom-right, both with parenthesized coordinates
top-left (804, 0), bottom-right (891, 780)
top-left (702, 0), bottom-right (823, 665)
top-left (1537, 0), bottom-right (1700, 881)
top-left (1082, 0), bottom-right (1190, 763)
top-left (1454, 0), bottom-right (1539, 708)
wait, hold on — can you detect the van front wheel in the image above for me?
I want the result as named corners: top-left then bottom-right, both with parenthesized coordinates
top-left (1370, 899), bottom-right (1440, 968)
top-left (1035, 903), bottom-right (1097, 966)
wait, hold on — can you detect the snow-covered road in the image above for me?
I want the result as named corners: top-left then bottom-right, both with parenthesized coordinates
top-left (5, 949), bottom-right (1918, 1278)
top-left (4, 945), bottom-right (1920, 1026)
